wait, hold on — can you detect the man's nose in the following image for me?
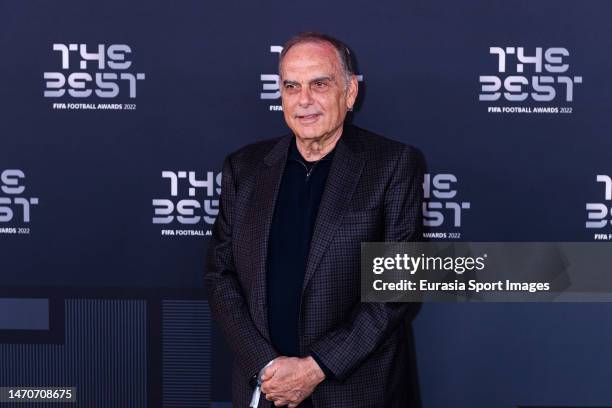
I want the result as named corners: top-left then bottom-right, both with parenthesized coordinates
top-left (298, 86), bottom-right (314, 107)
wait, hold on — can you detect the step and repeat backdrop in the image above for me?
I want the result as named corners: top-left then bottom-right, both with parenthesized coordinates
top-left (1, 0), bottom-right (611, 406)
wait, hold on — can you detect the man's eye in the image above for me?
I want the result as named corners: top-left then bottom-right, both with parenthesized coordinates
top-left (315, 81), bottom-right (328, 88)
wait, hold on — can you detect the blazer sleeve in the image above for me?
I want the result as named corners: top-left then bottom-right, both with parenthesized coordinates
top-left (204, 155), bottom-right (279, 383)
top-left (308, 145), bottom-right (424, 382)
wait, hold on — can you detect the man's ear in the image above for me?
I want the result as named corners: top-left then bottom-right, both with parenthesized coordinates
top-left (346, 75), bottom-right (358, 110)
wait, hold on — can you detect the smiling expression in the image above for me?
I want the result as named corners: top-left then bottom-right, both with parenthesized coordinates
top-left (280, 41), bottom-right (358, 144)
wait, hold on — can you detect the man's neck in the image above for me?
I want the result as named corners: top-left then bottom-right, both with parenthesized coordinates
top-left (295, 126), bottom-right (343, 162)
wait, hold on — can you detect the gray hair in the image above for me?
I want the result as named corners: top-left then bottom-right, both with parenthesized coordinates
top-left (278, 32), bottom-right (355, 90)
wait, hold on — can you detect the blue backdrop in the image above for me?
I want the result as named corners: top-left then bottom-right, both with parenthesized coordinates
top-left (1, 0), bottom-right (611, 406)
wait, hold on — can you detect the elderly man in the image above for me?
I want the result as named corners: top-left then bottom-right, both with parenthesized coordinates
top-left (204, 32), bottom-right (423, 407)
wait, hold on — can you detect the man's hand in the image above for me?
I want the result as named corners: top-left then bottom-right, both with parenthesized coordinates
top-left (260, 356), bottom-right (325, 407)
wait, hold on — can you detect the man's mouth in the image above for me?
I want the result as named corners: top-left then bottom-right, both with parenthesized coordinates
top-left (296, 113), bottom-right (321, 123)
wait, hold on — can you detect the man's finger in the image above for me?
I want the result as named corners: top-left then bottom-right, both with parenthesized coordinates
top-left (260, 382), bottom-right (269, 394)
top-left (260, 379), bottom-right (278, 394)
top-left (265, 392), bottom-right (290, 404)
top-left (260, 364), bottom-right (277, 381)
top-left (265, 393), bottom-right (288, 406)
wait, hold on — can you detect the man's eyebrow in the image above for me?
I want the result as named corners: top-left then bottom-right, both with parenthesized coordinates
top-left (309, 76), bottom-right (333, 83)
top-left (282, 76), bottom-right (335, 86)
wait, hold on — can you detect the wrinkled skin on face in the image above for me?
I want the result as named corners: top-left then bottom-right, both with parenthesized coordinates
top-left (280, 41), bottom-right (358, 160)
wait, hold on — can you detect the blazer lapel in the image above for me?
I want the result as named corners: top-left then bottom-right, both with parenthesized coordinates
top-left (249, 135), bottom-right (291, 340)
top-left (301, 127), bottom-right (365, 295)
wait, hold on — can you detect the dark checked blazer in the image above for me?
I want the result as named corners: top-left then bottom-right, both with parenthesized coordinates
top-left (204, 123), bottom-right (424, 408)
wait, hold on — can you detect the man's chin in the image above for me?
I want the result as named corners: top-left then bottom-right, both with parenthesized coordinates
top-left (292, 127), bottom-right (324, 140)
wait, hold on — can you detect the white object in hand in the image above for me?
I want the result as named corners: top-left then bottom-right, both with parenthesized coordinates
top-left (249, 360), bottom-right (275, 408)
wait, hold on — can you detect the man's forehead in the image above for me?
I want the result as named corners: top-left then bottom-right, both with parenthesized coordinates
top-left (281, 42), bottom-right (341, 77)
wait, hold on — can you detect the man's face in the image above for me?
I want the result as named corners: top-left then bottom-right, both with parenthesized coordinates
top-left (280, 42), bottom-right (358, 142)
